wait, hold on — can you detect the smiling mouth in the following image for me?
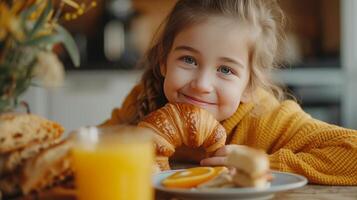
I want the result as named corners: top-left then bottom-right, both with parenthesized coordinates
top-left (181, 93), bottom-right (216, 106)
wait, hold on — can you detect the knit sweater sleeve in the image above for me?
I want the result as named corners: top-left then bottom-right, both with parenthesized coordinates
top-left (230, 100), bottom-right (357, 185)
top-left (99, 84), bottom-right (142, 126)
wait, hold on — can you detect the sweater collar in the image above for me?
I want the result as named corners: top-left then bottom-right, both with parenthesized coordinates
top-left (221, 88), bottom-right (274, 136)
top-left (221, 102), bottom-right (254, 136)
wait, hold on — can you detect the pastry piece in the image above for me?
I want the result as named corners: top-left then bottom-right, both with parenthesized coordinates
top-left (0, 138), bottom-right (62, 176)
top-left (0, 138), bottom-right (74, 197)
top-left (28, 185), bottom-right (76, 200)
top-left (0, 173), bottom-right (21, 197)
top-left (138, 103), bottom-right (226, 170)
top-left (20, 137), bottom-right (74, 194)
top-left (0, 113), bottom-right (64, 153)
top-left (155, 156), bottom-right (170, 172)
top-left (226, 146), bottom-right (271, 188)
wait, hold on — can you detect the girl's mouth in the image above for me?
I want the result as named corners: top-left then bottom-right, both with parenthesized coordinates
top-left (181, 93), bottom-right (216, 106)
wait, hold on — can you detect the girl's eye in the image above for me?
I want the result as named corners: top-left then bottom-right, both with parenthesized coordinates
top-left (217, 66), bottom-right (234, 75)
top-left (180, 56), bottom-right (197, 65)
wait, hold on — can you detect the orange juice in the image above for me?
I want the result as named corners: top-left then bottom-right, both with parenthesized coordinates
top-left (72, 126), bottom-right (154, 200)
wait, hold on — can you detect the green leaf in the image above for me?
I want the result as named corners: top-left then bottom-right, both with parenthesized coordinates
top-left (20, 3), bottom-right (39, 37)
top-left (12, 60), bottom-right (36, 98)
top-left (0, 64), bottom-right (12, 74)
top-left (22, 34), bottom-right (62, 46)
top-left (54, 25), bottom-right (80, 67)
top-left (14, 78), bottom-right (32, 97)
top-left (29, 0), bottom-right (53, 38)
top-left (22, 30), bottom-right (80, 68)
top-left (19, 25), bottom-right (80, 68)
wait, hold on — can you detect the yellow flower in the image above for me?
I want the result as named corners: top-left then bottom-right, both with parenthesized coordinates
top-left (0, 3), bottom-right (12, 40)
top-left (62, 0), bottom-right (97, 21)
top-left (0, 2), bottom-right (25, 41)
top-left (33, 51), bottom-right (65, 87)
top-left (28, 0), bottom-right (47, 21)
top-left (63, 0), bottom-right (80, 9)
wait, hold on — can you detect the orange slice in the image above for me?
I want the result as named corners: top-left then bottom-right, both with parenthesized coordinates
top-left (162, 167), bottom-right (216, 188)
top-left (213, 166), bottom-right (228, 176)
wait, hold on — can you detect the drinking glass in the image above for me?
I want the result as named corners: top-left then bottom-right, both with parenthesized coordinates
top-left (72, 125), bottom-right (154, 200)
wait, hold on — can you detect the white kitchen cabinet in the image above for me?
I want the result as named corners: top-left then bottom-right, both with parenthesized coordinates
top-left (22, 70), bottom-right (142, 132)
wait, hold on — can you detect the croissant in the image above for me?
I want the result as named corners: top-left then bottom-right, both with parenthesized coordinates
top-left (138, 103), bottom-right (227, 170)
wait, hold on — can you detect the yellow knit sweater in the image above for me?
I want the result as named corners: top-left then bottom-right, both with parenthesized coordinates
top-left (103, 85), bottom-right (357, 185)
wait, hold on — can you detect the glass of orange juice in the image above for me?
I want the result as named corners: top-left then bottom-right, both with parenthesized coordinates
top-left (71, 125), bottom-right (154, 200)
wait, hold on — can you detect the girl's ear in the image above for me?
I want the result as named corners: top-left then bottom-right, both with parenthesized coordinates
top-left (160, 63), bottom-right (167, 77)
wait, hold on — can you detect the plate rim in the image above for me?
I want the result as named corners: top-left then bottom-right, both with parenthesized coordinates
top-left (153, 169), bottom-right (308, 195)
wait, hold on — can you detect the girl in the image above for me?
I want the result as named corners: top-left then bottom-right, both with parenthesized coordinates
top-left (102, 0), bottom-right (357, 185)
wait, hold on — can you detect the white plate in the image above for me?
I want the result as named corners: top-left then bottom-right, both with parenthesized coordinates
top-left (153, 170), bottom-right (307, 200)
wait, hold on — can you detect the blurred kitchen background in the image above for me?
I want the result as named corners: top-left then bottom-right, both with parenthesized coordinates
top-left (22, 0), bottom-right (357, 132)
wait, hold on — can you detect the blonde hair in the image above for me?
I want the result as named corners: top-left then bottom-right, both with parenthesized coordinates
top-left (129, 0), bottom-right (286, 124)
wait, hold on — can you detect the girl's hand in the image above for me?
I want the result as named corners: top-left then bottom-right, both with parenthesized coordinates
top-left (200, 144), bottom-right (243, 166)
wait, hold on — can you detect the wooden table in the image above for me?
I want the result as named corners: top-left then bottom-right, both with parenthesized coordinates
top-left (13, 182), bottom-right (357, 200)
top-left (156, 185), bottom-right (357, 200)
top-left (13, 163), bottom-right (357, 200)
top-left (156, 163), bottom-right (357, 200)
top-left (273, 185), bottom-right (357, 200)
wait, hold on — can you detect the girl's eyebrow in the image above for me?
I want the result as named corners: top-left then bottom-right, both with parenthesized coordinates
top-left (174, 45), bottom-right (245, 69)
top-left (219, 57), bottom-right (246, 69)
top-left (174, 45), bottom-right (199, 53)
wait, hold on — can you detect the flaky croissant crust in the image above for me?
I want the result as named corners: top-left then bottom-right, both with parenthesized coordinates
top-left (138, 103), bottom-right (227, 169)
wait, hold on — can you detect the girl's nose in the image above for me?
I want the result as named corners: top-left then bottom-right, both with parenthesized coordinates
top-left (190, 70), bottom-right (214, 93)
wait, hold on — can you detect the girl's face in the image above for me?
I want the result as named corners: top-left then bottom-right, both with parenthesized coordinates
top-left (161, 17), bottom-right (252, 121)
